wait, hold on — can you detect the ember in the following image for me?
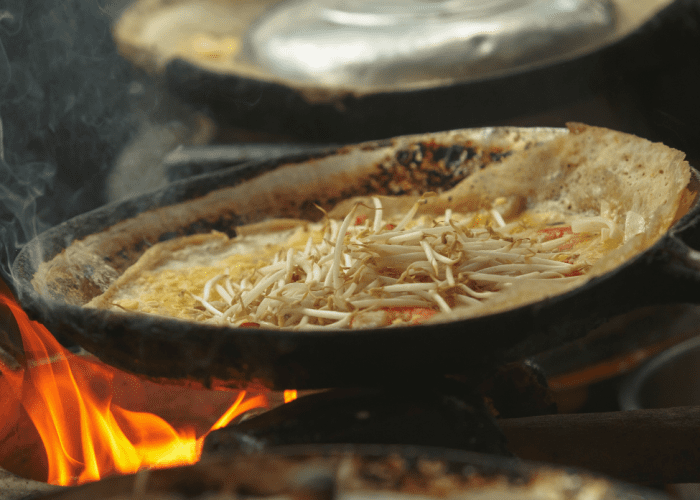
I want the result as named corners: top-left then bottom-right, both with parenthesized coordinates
top-left (283, 390), bottom-right (297, 403)
top-left (0, 283), bottom-right (268, 486)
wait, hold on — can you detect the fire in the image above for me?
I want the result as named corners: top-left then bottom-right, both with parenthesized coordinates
top-left (0, 286), bottom-right (268, 486)
top-left (283, 390), bottom-right (298, 403)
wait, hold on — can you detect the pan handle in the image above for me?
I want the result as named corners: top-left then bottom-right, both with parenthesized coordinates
top-left (501, 406), bottom-right (700, 485)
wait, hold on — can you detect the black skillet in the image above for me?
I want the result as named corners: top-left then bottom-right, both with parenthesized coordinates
top-left (10, 126), bottom-right (700, 391)
top-left (114, 0), bottom-right (700, 150)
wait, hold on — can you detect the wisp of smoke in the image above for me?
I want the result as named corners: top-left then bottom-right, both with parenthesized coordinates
top-left (0, 0), bottom-right (142, 288)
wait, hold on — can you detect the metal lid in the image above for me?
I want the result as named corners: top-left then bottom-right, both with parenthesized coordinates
top-left (244, 0), bottom-right (617, 88)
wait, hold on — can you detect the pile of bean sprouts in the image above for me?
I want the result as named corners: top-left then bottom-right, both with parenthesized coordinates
top-left (190, 197), bottom-right (596, 329)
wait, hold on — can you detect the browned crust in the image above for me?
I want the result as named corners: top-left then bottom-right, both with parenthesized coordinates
top-left (33, 125), bottom-right (691, 317)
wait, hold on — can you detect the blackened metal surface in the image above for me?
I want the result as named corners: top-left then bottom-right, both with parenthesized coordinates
top-left (0, 303), bottom-right (23, 367)
top-left (203, 381), bottom-right (509, 457)
top-left (10, 127), bottom-right (700, 391)
top-left (164, 143), bottom-right (336, 182)
top-left (477, 361), bottom-right (557, 419)
top-left (164, 52), bottom-right (599, 143)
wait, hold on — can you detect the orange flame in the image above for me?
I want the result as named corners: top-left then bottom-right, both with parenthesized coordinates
top-left (0, 286), bottom-right (268, 486)
top-left (283, 390), bottom-right (298, 403)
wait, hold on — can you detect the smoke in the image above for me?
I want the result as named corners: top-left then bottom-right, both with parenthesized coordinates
top-left (0, 0), bottom-right (143, 285)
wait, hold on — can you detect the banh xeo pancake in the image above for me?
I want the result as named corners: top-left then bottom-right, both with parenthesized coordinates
top-left (83, 124), bottom-right (690, 329)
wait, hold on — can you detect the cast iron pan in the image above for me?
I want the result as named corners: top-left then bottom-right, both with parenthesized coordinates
top-left (163, 50), bottom-right (598, 143)
top-left (37, 444), bottom-right (668, 499)
top-left (10, 126), bottom-right (700, 391)
top-left (115, 0), bottom-right (699, 149)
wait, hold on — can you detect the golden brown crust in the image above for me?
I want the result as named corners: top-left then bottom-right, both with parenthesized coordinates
top-left (66, 125), bottom-right (693, 326)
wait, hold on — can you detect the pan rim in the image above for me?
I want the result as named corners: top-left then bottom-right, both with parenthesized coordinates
top-left (10, 126), bottom-right (698, 389)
